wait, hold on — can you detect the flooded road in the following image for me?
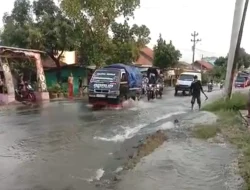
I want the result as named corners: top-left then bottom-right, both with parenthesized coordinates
top-left (0, 88), bottom-right (242, 190)
top-left (117, 139), bottom-right (241, 190)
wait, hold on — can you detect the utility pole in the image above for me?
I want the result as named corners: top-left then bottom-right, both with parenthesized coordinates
top-left (224, 0), bottom-right (246, 98)
top-left (228, 0), bottom-right (248, 98)
top-left (201, 54), bottom-right (203, 72)
top-left (191, 31), bottom-right (201, 64)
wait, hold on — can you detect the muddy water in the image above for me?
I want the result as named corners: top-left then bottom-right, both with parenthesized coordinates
top-left (117, 139), bottom-right (242, 190)
top-left (0, 88), bottom-right (245, 190)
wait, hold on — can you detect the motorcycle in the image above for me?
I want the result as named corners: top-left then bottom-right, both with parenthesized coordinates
top-left (207, 82), bottom-right (213, 92)
top-left (15, 83), bottom-right (36, 102)
top-left (155, 83), bottom-right (163, 98)
top-left (147, 84), bottom-right (155, 101)
top-left (142, 83), bottom-right (147, 95)
top-left (220, 83), bottom-right (223, 89)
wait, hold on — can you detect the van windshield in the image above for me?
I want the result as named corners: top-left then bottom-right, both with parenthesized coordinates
top-left (92, 70), bottom-right (119, 81)
top-left (179, 74), bottom-right (194, 81)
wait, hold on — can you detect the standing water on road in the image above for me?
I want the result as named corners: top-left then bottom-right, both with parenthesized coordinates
top-left (117, 139), bottom-right (241, 190)
top-left (0, 89), bottom-right (243, 190)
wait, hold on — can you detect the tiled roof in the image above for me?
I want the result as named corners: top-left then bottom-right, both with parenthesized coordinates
top-left (140, 46), bottom-right (153, 59)
top-left (195, 60), bottom-right (214, 70)
top-left (135, 46), bottom-right (153, 66)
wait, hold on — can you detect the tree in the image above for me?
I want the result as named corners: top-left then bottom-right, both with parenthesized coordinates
top-left (0, 0), bottom-right (75, 81)
top-left (1, 0), bottom-right (32, 48)
top-left (153, 34), bottom-right (182, 69)
top-left (60, 0), bottom-right (140, 66)
top-left (237, 48), bottom-right (250, 69)
top-left (31, 0), bottom-right (75, 81)
top-left (214, 48), bottom-right (250, 69)
top-left (108, 21), bottom-right (150, 64)
top-left (214, 56), bottom-right (227, 67)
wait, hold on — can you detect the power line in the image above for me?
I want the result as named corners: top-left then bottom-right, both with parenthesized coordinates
top-left (195, 48), bottom-right (222, 55)
top-left (191, 31), bottom-right (201, 63)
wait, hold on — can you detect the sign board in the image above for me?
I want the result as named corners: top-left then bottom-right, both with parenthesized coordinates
top-left (167, 70), bottom-right (175, 76)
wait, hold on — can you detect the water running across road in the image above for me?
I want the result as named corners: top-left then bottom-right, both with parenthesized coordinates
top-left (0, 88), bottom-right (244, 189)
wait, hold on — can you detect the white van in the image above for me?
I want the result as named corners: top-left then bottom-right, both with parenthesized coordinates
top-left (175, 71), bottom-right (202, 96)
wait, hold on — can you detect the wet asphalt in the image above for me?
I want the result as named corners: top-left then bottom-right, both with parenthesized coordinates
top-left (0, 87), bottom-right (242, 190)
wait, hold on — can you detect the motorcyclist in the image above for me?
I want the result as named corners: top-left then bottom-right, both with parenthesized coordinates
top-left (17, 75), bottom-right (25, 97)
top-left (143, 74), bottom-right (149, 84)
top-left (190, 75), bottom-right (208, 110)
top-left (142, 74), bottom-right (149, 94)
top-left (208, 79), bottom-right (213, 90)
top-left (148, 73), bottom-right (156, 85)
top-left (220, 80), bottom-right (224, 89)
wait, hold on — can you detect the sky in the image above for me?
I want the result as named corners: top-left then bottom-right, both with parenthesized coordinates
top-left (0, 0), bottom-right (249, 63)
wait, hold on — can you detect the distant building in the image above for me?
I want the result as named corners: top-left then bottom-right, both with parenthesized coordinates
top-left (192, 60), bottom-right (214, 72)
top-left (202, 56), bottom-right (218, 65)
top-left (134, 46), bottom-right (154, 67)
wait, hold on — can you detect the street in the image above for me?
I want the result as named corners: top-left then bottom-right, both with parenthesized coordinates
top-left (0, 88), bottom-right (241, 190)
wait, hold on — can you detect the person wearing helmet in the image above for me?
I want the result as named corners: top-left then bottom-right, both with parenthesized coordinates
top-left (190, 75), bottom-right (208, 110)
top-left (148, 73), bottom-right (156, 84)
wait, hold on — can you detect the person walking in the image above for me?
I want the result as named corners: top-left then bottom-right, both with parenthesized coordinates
top-left (78, 76), bottom-right (83, 96)
top-left (68, 73), bottom-right (74, 99)
top-left (0, 77), bottom-right (3, 93)
top-left (190, 75), bottom-right (208, 110)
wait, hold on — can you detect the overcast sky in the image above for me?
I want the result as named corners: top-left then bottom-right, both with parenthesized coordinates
top-left (1, 0), bottom-right (249, 63)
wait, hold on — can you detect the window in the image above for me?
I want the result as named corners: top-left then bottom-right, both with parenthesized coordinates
top-left (236, 77), bottom-right (245, 82)
top-left (92, 70), bottom-right (119, 81)
top-left (179, 74), bottom-right (194, 81)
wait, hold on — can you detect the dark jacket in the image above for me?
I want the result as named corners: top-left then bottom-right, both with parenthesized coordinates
top-left (190, 80), bottom-right (203, 96)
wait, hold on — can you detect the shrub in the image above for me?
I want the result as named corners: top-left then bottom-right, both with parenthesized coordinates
top-left (48, 83), bottom-right (62, 93)
top-left (202, 92), bottom-right (247, 112)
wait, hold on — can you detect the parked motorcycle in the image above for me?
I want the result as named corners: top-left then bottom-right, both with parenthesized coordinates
top-left (155, 83), bottom-right (163, 98)
top-left (207, 82), bottom-right (213, 92)
top-left (15, 83), bottom-right (36, 102)
top-left (147, 84), bottom-right (155, 101)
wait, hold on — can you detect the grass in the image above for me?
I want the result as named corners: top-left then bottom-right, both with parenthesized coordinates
top-left (193, 124), bottom-right (220, 139)
top-left (192, 92), bottom-right (250, 189)
top-left (202, 92), bottom-right (248, 112)
top-left (124, 130), bottom-right (167, 170)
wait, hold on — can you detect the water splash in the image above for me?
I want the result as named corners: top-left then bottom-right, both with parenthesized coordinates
top-left (94, 111), bottom-right (186, 142)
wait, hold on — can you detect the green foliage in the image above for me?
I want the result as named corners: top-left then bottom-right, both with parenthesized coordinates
top-left (60, 0), bottom-right (141, 66)
top-left (210, 56), bottom-right (227, 81)
top-left (208, 65), bottom-right (227, 81)
top-left (108, 21), bottom-right (151, 64)
top-left (1, 0), bottom-right (150, 69)
top-left (201, 72), bottom-right (209, 85)
top-left (153, 34), bottom-right (182, 69)
top-left (202, 92), bottom-right (247, 112)
top-left (0, 0), bottom-right (75, 82)
top-left (47, 83), bottom-right (62, 93)
top-left (211, 48), bottom-right (250, 81)
top-left (8, 59), bottom-right (36, 78)
top-left (1, 0), bottom-right (74, 56)
top-left (214, 56), bottom-right (227, 67)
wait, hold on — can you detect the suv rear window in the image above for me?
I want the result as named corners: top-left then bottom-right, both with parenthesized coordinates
top-left (179, 74), bottom-right (194, 81)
